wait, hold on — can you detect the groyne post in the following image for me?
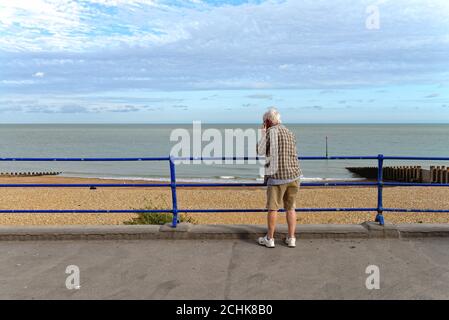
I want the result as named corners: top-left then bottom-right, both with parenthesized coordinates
top-left (430, 166), bottom-right (435, 183)
top-left (416, 166), bottom-right (421, 182)
top-left (439, 166), bottom-right (444, 184)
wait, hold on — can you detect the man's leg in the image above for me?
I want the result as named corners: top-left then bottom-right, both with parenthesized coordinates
top-left (284, 180), bottom-right (300, 239)
top-left (267, 210), bottom-right (278, 239)
top-left (266, 184), bottom-right (281, 239)
top-left (286, 209), bottom-right (296, 239)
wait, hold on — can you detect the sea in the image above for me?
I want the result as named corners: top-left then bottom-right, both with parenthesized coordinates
top-left (0, 124), bottom-right (448, 183)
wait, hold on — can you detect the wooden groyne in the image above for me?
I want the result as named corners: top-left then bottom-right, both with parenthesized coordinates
top-left (0, 171), bottom-right (62, 177)
top-left (346, 166), bottom-right (449, 184)
top-left (430, 166), bottom-right (449, 184)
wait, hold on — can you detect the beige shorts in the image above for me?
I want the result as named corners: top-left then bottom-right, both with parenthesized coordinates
top-left (266, 180), bottom-right (300, 211)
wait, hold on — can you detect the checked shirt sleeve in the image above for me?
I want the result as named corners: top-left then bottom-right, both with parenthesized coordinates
top-left (257, 130), bottom-right (267, 156)
top-left (266, 128), bottom-right (279, 176)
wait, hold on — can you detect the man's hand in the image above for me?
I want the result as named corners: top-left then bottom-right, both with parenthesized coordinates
top-left (257, 123), bottom-right (267, 155)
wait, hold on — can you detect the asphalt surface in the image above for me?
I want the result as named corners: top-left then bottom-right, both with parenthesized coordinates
top-left (1, 238), bottom-right (449, 299)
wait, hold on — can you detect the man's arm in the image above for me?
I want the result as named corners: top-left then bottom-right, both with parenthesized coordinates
top-left (266, 128), bottom-right (278, 175)
top-left (257, 128), bottom-right (267, 156)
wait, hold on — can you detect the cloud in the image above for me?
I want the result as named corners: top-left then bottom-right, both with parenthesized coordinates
top-left (279, 64), bottom-right (293, 70)
top-left (0, 0), bottom-right (449, 124)
top-left (246, 94), bottom-right (273, 100)
top-left (298, 105), bottom-right (323, 110)
top-left (425, 93), bottom-right (439, 98)
top-left (109, 105), bottom-right (141, 112)
top-left (171, 104), bottom-right (189, 110)
top-left (319, 90), bottom-right (335, 95)
top-left (21, 103), bottom-right (147, 113)
top-left (24, 105), bottom-right (55, 113)
top-left (0, 106), bottom-right (22, 113)
top-left (25, 104), bottom-right (94, 113)
top-left (1, 80), bottom-right (35, 85)
top-left (2, 0), bottom-right (448, 95)
top-left (59, 105), bottom-right (93, 113)
top-left (201, 94), bottom-right (218, 100)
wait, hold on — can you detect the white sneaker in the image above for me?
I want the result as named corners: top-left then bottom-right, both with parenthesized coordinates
top-left (258, 235), bottom-right (275, 248)
top-left (285, 237), bottom-right (296, 248)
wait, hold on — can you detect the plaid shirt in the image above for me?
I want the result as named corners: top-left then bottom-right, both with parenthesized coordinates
top-left (257, 124), bottom-right (301, 181)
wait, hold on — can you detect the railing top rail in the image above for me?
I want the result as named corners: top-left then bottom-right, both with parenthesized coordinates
top-left (1, 155), bottom-right (449, 161)
top-left (0, 157), bottom-right (171, 161)
top-left (382, 156), bottom-right (449, 161)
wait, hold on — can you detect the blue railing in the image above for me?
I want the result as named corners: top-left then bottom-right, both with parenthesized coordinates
top-left (1, 154), bottom-right (449, 227)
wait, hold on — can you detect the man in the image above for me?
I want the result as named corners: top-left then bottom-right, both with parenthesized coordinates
top-left (257, 108), bottom-right (301, 248)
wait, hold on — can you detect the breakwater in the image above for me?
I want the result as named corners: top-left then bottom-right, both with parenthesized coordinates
top-left (0, 171), bottom-right (61, 177)
top-left (346, 166), bottom-right (449, 184)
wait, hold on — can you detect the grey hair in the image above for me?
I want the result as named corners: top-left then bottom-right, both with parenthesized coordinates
top-left (263, 107), bottom-right (281, 124)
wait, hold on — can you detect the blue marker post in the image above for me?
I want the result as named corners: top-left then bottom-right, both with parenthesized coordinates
top-left (375, 154), bottom-right (385, 225)
top-left (169, 157), bottom-right (179, 228)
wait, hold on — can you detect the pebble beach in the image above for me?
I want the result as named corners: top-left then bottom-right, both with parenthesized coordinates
top-left (1, 176), bottom-right (449, 226)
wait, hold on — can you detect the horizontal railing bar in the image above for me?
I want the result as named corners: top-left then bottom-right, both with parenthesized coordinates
top-left (178, 208), bottom-right (378, 213)
top-left (0, 184), bottom-right (172, 188)
top-left (383, 208), bottom-right (449, 213)
top-left (1, 155), bottom-right (449, 161)
top-left (0, 208), bottom-right (378, 214)
top-left (174, 156), bottom-right (379, 161)
top-left (383, 156), bottom-right (449, 161)
top-left (0, 157), bottom-right (171, 161)
top-left (175, 182), bottom-right (378, 187)
top-left (0, 209), bottom-right (173, 213)
top-left (0, 182), bottom-right (378, 188)
top-left (176, 183), bottom-right (263, 187)
top-left (303, 156), bottom-right (379, 160)
top-left (2, 207), bottom-right (448, 213)
top-left (384, 182), bottom-right (449, 187)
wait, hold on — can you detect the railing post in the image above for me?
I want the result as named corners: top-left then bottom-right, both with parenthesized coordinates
top-left (169, 157), bottom-right (178, 228)
top-left (375, 154), bottom-right (385, 225)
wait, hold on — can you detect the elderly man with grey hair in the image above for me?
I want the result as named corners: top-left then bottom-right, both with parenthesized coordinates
top-left (257, 108), bottom-right (301, 248)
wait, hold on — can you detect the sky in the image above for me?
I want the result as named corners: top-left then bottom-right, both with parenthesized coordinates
top-left (0, 0), bottom-right (448, 123)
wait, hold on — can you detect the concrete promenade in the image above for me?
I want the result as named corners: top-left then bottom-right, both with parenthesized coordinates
top-left (1, 237), bottom-right (449, 299)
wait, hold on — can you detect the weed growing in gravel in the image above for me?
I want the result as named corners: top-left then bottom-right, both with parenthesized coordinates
top-left (124, 195), bottom-right (196, 225)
